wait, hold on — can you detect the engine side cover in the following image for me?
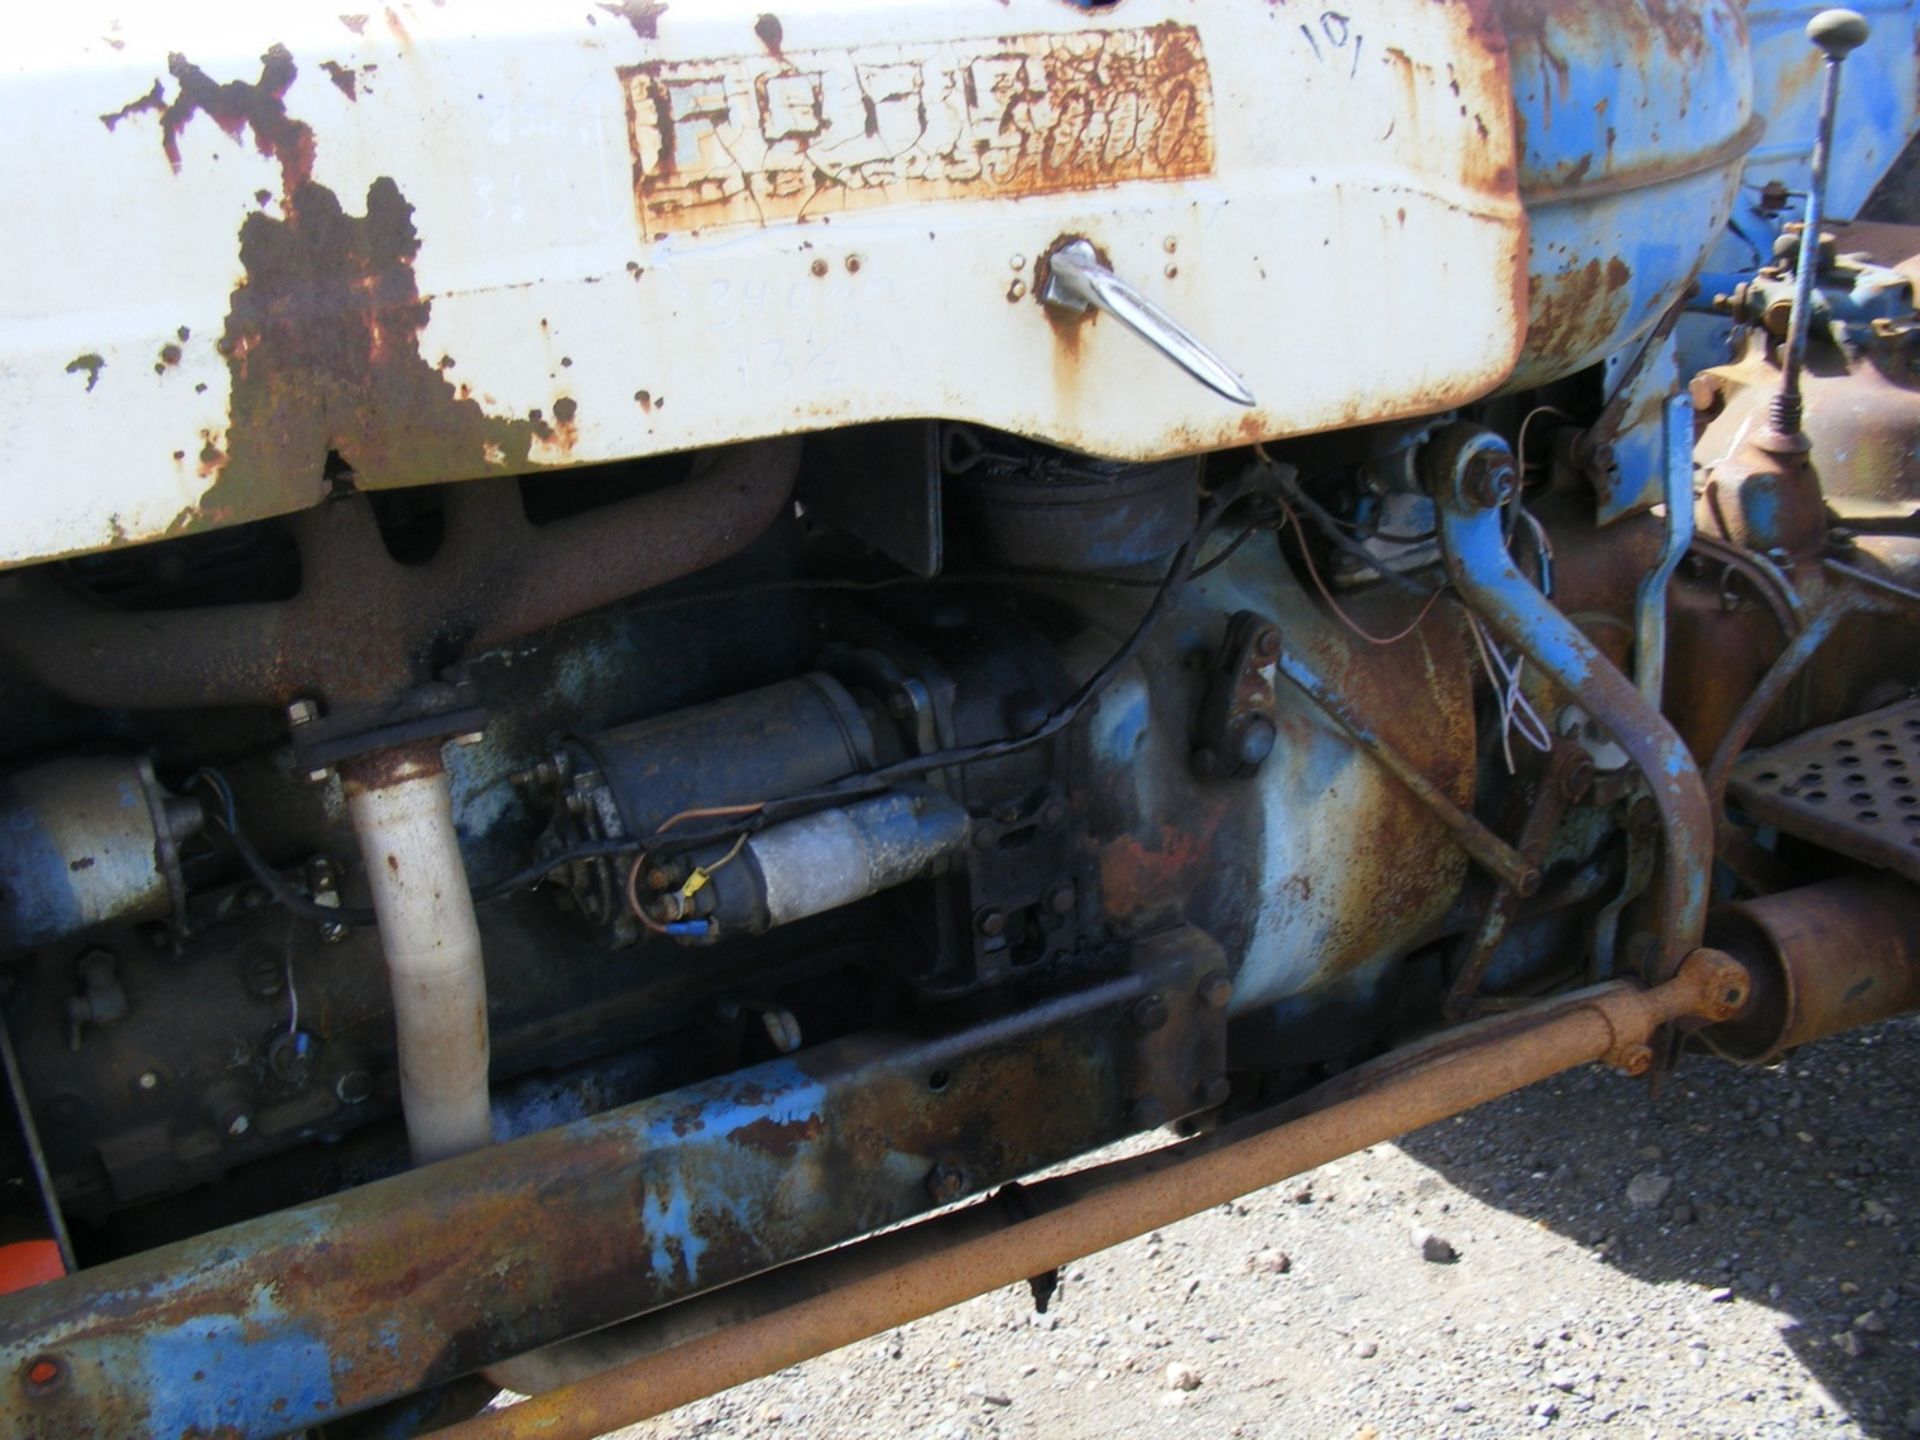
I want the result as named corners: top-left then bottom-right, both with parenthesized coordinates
top-left (0, 1), bottom-right (1525, 567)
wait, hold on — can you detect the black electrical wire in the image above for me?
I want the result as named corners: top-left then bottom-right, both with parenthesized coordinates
top-left (1267, 465), bottom-right (1437, 598)
top-left (727, 474), bottom-right (1260, 823)
top-left (191, 769), bottom-right (643, 928)
top-left (187, 472), bottom-right (1267, 926)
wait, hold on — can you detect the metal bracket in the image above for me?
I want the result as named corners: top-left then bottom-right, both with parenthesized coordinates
top-left (1190, 611), bottom-right (1281, 780)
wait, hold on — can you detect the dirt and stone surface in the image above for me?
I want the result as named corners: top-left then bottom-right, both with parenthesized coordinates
top-left (583, 1017), bottom-right (1920, 1439)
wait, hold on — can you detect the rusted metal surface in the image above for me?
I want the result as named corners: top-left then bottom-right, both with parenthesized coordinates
top-left (1085, 540), bottom-right (1476, 1015)
top-left (1495, 0), bottom-right (1756, 390)
top-left (443, 950), bottom-right (1752, 1440)
top-left (1444, 740), bottom-right (1591, 1018)
top-left (622, 25), bottom-right (1215, 237)
top-left (2, 2), bottom-right (1525, 569)
top-left (0, 931), bottom-right (1225, 1438)
top-left (0, 438), bottom-right (800, 712)
top-left (1433, 462), bottom-right (1713, 981)
top-left (1703, 875), bottom-right (1920, 1064)
top-left (1728, 696), bottom-right (1920, 883)
top-left (1271, 637), bottom-right (1537, 898)
top-left (1694, 290), bottom-right (1920, 525)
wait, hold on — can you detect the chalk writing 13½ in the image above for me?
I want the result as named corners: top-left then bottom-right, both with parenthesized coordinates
top-left (1299, 11), bottom-right (1363, 79)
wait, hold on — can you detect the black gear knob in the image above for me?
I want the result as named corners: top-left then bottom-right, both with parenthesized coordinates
top-left (1806, 9), bottom-right (1870, 59)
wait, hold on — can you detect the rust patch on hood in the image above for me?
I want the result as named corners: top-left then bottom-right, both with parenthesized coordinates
top-left (1524, 255), bottom-right (1632, 373)
top-left (64, 354), bottom-right (105, 393)
top-left (99, 80), bottom-right (165, 132)
top-left (321, 61), bottom-right (359, 100)
top-left (104, 46), bottom-right (576, 525)
top-left (601, 0), bottom-right (669, 41)
top-left (159, 46), bottom-right (315, 193)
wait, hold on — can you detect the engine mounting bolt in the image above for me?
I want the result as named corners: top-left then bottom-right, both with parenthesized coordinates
top-left (1131, 994), bottom-right (1170, 1033)
top-left (925, 1163), bottom-right (968, 1204)
top-left (1233, 716), bottom-right (1278, 769)
top-left (1197, 972), bottom-right (1234, 1010)
top-left (1129, 1095), bottom-right (1169, 1129)
top-left (1196, 1073), bottom-right (1233, 1108)
top-left (23, 1355), bottom-right (64, 1396)
top-left (975, 909), bottom-right (1007, 939)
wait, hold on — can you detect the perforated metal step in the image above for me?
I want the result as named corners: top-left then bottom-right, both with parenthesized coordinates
top-left (1728, 698), bottom-right (1920, 883)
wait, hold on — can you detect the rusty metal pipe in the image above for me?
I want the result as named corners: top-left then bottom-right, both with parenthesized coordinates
top-left (1433, 449), bottom-right (1713, 978)
top-left (443, 950), bottom-right (1751, 1440)
top-left (0, 936), bottom-right (1221, 1438)
top-left (0, 438), bottom-right (799, 711)
top-left (1703, 875), bottom-right (1920, 1064)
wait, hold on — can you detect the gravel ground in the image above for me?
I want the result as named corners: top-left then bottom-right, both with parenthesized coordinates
top-left (576, 1017), bottom-right (1920, 1440)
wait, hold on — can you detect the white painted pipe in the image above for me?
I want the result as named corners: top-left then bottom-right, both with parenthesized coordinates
top-left (342, 745), bottom-right (492, 1164)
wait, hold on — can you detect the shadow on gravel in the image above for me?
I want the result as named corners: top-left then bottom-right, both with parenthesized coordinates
top-left (1394, 1017), bottom-right (1920, 1437)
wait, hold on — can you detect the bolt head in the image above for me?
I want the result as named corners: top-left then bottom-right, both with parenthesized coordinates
top-left (224, 1110), bottom-right (252, 1138)
top-left (136, 1070), bottom-right (159, 1092)
top-left (1047, 884), bottom-right (1075, 916)
top-left (975, 909), bottom-right (1007, 939)
top-left (23, 1355), bottom-right (64, 1395)
top-left (305, 767), bottom-right (333, 786)
top-left (925, 1163), bottom-right (967, 1203)
top-left (1233, 716), bottom-right (1278, 769)
top-left (1198, 973), bottom-right (1234, 1010)
top-left (454, 731), bottom-right (484, 747)
top-left (1131, 995), bottom-right (1170, 1033)
top-left (286, 699), bottom-right (319, 726)
top-left (1462, 450), bottom-right (1518, 509)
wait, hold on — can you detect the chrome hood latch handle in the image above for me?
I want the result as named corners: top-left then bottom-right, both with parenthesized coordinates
top-left (1040, 239), bottom-right (1257, 408)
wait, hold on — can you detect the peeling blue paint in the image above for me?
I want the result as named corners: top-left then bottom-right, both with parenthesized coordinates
top-left (142, 1290), bottom-right (336, 1436)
